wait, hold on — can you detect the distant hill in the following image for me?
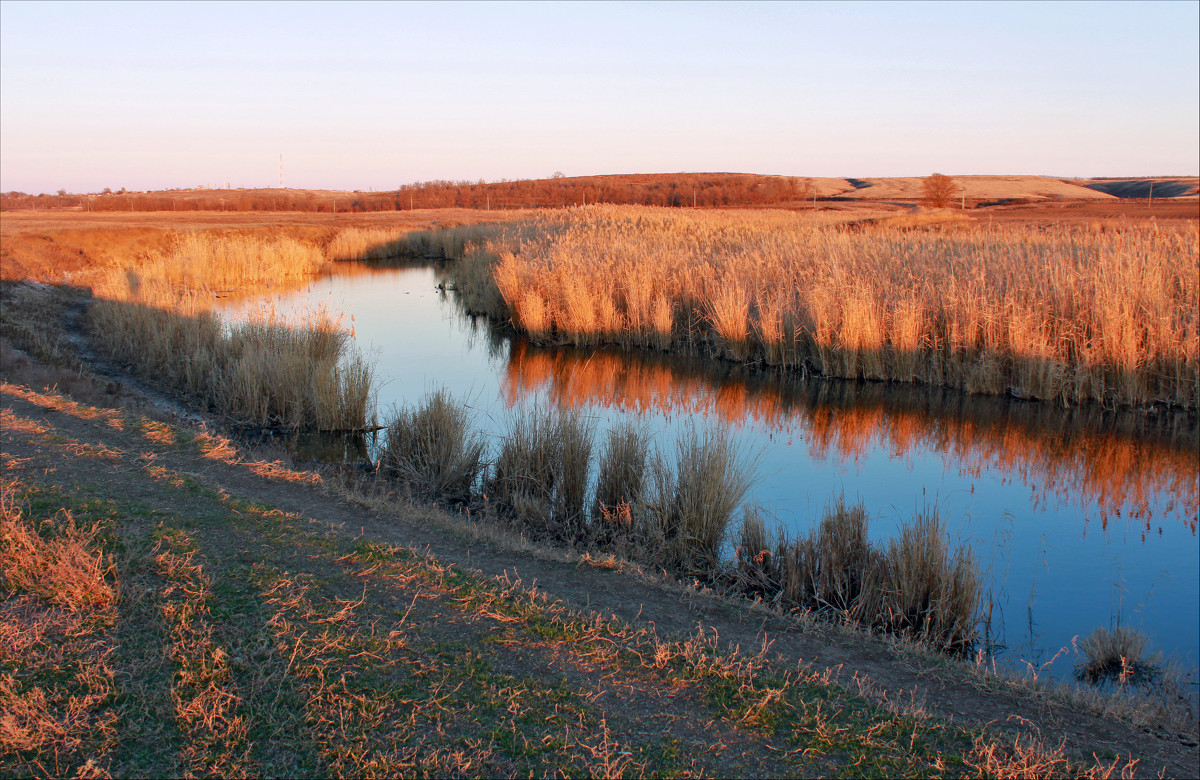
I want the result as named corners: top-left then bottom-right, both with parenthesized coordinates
top-left (827, 175), bottom-right (1115, 202)
top-left (1080, 178), bottom-right (1199, 199)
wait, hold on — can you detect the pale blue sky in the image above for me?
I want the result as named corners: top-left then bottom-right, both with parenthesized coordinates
top-left (2, 0), bottom-right (1197, 193)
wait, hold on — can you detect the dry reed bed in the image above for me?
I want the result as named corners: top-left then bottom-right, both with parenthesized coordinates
top-left (87, 233), bottom-right (375, 431)
top-left (379, 393), bottom-right (981, 650)
top-left (437, 206), bottom-right (1199, 411)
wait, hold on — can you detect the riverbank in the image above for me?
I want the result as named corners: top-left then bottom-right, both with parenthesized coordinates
top-left (3, 337), bottom-right (1198, 777)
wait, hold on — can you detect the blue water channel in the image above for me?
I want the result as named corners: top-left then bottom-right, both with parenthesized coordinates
top-left (222, 262), bottom-right (1200, 686)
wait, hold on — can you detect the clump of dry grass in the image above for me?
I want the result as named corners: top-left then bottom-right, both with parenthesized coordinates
top-left (735, 500), bottom-right (980, 651)
top-left (443, 206), bottom-right (1199, 410)
top-left (0, 482), bottom-right (114, 613)
top-left (643, 425), bottom-right (757, 574)
top-left (882, 510), bottom-right (980, 650)
top-left (592, 420), bottom-right (650, 525)
top-left (486, 406), bottom-right (595, 539)
top-left (1075, 626), bottom-right (1160, 685)
top-left (965, 723), bottom-right (1141, 779)
top-left (380, 390), bottom-right (487, 503)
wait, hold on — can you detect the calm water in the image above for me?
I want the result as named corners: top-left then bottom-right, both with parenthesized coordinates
top-left (222, 263), bottom-right (1200, 683)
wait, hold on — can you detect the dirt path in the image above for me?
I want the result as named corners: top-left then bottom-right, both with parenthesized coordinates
top-left (3, 353), bottom-right (1197, 776)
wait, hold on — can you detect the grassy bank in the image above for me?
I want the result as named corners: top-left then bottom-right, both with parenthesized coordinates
top-left (430, 206), bottom-right (1199, 411)
top-left (1, 379), bottom-right (1152, 777)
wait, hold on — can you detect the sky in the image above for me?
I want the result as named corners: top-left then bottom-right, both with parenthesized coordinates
top-left (1, 0), bottom-right (1197, 193)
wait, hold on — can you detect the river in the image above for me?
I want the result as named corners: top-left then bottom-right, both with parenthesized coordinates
top-left (221, 261), bottom-right (1200, 686)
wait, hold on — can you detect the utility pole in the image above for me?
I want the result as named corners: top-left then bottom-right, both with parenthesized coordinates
top-left (1148, 180), bottom-right (1154, 207)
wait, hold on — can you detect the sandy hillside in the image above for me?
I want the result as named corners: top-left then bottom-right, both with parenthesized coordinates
top-left (834, 175), bottom-right (1116, 201)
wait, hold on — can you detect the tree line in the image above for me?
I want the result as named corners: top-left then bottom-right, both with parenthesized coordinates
top-left (1, 174), bottom-right (817, 213)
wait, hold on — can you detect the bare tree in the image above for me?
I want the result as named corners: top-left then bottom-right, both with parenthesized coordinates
top-left (923, 173), bottom-right (959, 208)
top-left (795, 177), bottom-right (818, 208)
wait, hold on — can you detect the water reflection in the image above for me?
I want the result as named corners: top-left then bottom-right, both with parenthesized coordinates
top-left (503, 341), bottom-right (1199, 537)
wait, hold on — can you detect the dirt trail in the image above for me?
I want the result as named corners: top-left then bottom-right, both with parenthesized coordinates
top-left (2, 360), bottom-right (1197, 777)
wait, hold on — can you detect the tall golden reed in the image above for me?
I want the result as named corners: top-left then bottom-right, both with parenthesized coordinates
top-left (440, 206), bottom-right (1199, 410)
top-left (88, 233), bottom-right (375, 431)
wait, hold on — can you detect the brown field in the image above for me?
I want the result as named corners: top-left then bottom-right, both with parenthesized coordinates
top-left (0, 208), bottom-right (523, 285)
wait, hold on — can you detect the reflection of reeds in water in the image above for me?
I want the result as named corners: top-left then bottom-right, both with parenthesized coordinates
top-left (502, 341), bottom-right (1199, 533)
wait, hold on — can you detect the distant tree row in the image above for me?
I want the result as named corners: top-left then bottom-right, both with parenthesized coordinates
top-left (0, 174), bottom-right (819, 213)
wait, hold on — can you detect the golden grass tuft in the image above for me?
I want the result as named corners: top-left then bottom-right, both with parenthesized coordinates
top-left (0, 482), bottom-right (114, 613)
top-left (381, 390), bottom-right (487, 503)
